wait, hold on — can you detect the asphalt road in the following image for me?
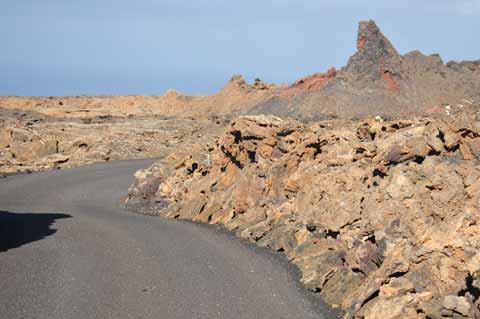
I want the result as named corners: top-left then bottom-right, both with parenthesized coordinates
top-left (0, 160), bottom-right (338, 319)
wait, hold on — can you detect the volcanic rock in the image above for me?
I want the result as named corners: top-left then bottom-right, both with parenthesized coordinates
top-left (0, 128), bottom-right (12, 148)
top-left (0, 75), bottom-right (275, 119)
top-left (250, 20), bottom-right (480, 121)
top-left (2, 19), bottom-right (480, 318)
top-left (126, 100), bottom-right (480, 318)
top-left (1, 20), bottom-right (478, 124)
top-left (0, 109), bottom-right (223, 175)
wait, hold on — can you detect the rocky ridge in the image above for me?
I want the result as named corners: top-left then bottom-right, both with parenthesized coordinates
top-left (251, 20), bottom-right (480, 121)
top-left (126, 101), bottom-right (480, 318)
top-left (2, 21), bottom-right (479, 124)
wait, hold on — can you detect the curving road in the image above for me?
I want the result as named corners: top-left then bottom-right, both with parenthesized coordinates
top-left (0, 160), bottom-right (338, 319)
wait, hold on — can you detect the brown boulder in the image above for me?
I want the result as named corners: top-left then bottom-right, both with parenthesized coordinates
top-left (11, 139), bottom-right (58, 162)
top-left (0, 128), bottom-right (12, 148)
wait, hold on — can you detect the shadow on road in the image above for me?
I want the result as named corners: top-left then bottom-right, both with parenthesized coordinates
top-left (0, 211), bottom-right (71, 252)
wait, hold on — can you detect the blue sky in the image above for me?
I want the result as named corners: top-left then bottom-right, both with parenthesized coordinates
top-left (1, 0), bottom-right (479, 96)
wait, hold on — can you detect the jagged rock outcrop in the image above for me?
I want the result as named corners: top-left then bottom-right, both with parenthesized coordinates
top-left (126, 101), bottom-right (480, 318)
top-left (250, 20), bottom-right (480, 121)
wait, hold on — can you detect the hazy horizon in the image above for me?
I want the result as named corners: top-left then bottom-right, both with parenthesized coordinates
top-left (1, 0), bottom-right (479, 96)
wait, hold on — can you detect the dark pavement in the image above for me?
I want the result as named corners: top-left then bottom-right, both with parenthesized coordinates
top-left (0, 159), bottom-right (337, 319)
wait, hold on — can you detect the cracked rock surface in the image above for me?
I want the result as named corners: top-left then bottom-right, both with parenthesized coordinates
top-left (126, 102), bottom-right (480, 318)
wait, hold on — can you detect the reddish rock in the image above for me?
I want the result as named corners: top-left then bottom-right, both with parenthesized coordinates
top-left (279, 67), bottom-right (337, 96)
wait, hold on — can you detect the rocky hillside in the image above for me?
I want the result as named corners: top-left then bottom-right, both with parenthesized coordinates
top-left (251, 20), bottom-right (480, 121)
top-left (2, 21), bottom-right (478, 124)
top-left (125, 101), bottom-right (480, 318)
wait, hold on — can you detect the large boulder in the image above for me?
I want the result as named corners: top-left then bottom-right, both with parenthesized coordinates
top-left (11, 138), bottom-right (58, 162)
top-left (0, 128), bottom-right (12, 148)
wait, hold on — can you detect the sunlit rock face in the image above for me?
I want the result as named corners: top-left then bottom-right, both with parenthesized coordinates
top-left (126, 101), bottom-right (480, 318)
